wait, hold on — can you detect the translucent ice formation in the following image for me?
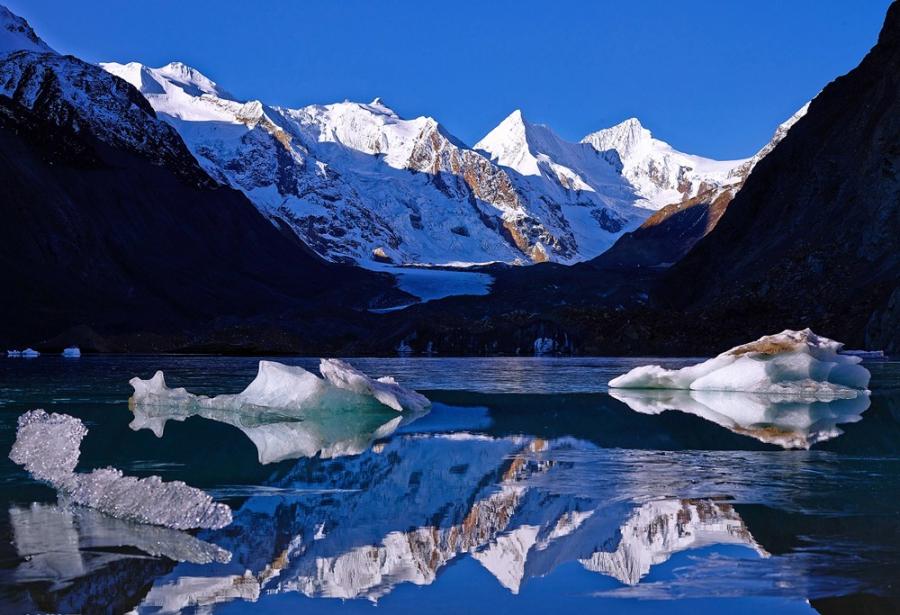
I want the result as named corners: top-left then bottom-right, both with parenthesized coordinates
top-left (62, 346), bottom-right (82, 357)
top-left (9, 410), bottom-right (231, 530)
top-left (130, 359), bottom-right (430, 415)
top-left (609, 329), bottom-right (870, 394)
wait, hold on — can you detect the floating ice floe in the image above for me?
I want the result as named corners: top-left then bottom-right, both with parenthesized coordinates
top-left (9, 410), bottom-right (231, 530)
top-left (128, 360), bottom-right (430, 463)
top-left (62, 346), bottom-right (81, 358)
top-left (21, 347), bottom-right (40, 358)
top-left (6, 349), bottom-right (21, 357)
top-left (131, 359), bottom-right (430, 414)
top-left (609, 329), bottom-right (870, 395)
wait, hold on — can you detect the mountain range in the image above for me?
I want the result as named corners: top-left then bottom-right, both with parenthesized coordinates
top-left (98, 57), bottom-right (797, 268)
top-left (1, 2), bottom-right (897, 354)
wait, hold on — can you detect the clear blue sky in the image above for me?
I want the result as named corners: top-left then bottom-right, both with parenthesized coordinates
top-left (6, 0), bottom-right (891, 158)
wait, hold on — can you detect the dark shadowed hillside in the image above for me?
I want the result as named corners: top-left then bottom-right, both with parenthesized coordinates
top-left (0, 51), bottom-right (399, 351)
top-left (660, 0), bottom-right (900, 352)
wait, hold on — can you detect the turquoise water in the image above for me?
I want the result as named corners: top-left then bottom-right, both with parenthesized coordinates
top-left (1, 356), bottom-right (899, 614)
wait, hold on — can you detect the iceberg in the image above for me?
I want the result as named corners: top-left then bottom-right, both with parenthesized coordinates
top-left (9, 410), bottom-right (232, 530)
top-left (609, 329), bottom-right (870, 395)
top-left (21, 347), bottom-right (40, 358)
top-left (130, 359), bottom-right (430, 414)
top-left (6, 349), bottom-right (21, 357)
top-left (610, 388), bottom-right (870, 449)
top-left (62, 346), bottom-right (81, 357)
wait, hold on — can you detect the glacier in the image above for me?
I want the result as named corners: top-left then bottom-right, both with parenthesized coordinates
top-left (609, 329), bottom-right (871, 395)
top-left (9, 410), bottom-right (232, 530)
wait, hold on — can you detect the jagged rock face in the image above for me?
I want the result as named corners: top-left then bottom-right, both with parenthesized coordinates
top-left (0, 18), bottom-right (390, 347)
top-left (0, 5), bottom-right (53, 55)
top-left (581, 117), bottom-right (747, 209)
top-left (102, 62), bottom-right (704, 266)
top-left (591, 103), bottom-right (809, 270)
top-left (0, 52), bottom-right (213, 186)
top-left (662, 1), bottom-right (900, 353)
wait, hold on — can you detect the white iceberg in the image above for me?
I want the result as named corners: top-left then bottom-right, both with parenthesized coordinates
top-left (21, 347), bottom-right (40, 358)
top-left (609, 329), bottom-right (870, 395)
top-left (6, 349), bottom-right (21, 357)
top-left (9, 410), bottom-right (232, 530)
top-left (130, 359), bottom-right (430, 415)
top-left (62, 346), bottom-right (81, 357)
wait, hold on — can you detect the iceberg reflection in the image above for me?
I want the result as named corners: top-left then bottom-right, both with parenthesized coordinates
top-left (609, 388), bottom-right (870, 449)
top-left (8, 502), bottom-right (230, 589)
top-left (129, 359), bottom-right (432, 463)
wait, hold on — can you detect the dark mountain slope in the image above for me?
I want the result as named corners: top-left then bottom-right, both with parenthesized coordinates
top-left (660, 0), bottom-right (900, 352)
top-left (0, 51), bottom-right (397, 350)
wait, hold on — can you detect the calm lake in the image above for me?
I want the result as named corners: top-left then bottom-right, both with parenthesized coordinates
top-left (1, 356), bottom-right (898, 613)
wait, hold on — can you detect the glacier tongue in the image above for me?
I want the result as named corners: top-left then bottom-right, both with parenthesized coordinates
top-left (9, 410), bottom-right (232, 530)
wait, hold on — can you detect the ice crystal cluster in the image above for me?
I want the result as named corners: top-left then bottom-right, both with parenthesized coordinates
top-left (9, 410), bottom-right (232, 530)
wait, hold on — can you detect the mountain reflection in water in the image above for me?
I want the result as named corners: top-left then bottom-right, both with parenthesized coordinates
top-left (1, 356), bottom-right (899, 614)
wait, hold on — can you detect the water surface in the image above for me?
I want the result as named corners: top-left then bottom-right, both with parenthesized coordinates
top-left (1, 356), bottom-right (898, 613)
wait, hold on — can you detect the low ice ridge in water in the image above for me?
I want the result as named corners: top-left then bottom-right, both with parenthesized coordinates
top-left (130, 358), bottom-right (431, 414)
top-left (609, 329), bottom-right (871, 395)
top-left (9, 410), bottom-right (232, 530)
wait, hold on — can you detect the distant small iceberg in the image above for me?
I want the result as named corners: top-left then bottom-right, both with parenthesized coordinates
top-left (609, 329), bottom-right (870, 395)
top-left (6, 350), bottom-right (21, 357)
top-left (21, 348), bottom-right (40, 358)
top-left (62, 346), bottom-right (81, 358)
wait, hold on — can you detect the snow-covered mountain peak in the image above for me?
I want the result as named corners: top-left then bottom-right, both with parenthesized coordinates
top-left (154, 61), bottom-right (230, 99)
top-left (0, 4), bottom-right (55, 56)
top-left (581, 118), bottom-right (747, 209)
top-left (475, 109), bottom-right (549, 177)
top-left (582, 117), bottom-right (654, 161)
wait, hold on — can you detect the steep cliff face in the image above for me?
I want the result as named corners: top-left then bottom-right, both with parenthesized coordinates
top-left (662, 1), bottom-right (900, 351)
top-left (0, 32), bottom-right (390, 348)
top-left (591, 104), bottom-right (808, 270)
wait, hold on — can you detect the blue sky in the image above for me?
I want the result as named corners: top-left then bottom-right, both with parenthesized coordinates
top-left (6, 0), bottom-right (891, 158)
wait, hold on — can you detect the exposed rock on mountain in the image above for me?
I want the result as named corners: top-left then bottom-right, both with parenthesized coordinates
top-left (592, 104), bottom-right (808, 270)
top-left (100, 60), bottom-right (763, 268)
top-left (662, 1), bottom-right (900, 352)
top-left (0, 12), bottom-right (394, 349)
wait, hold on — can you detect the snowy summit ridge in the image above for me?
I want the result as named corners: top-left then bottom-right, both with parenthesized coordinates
top-left (98, 52), bottom-right (790, 268)
top-left (0, 5), bottom-right (54, 56)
